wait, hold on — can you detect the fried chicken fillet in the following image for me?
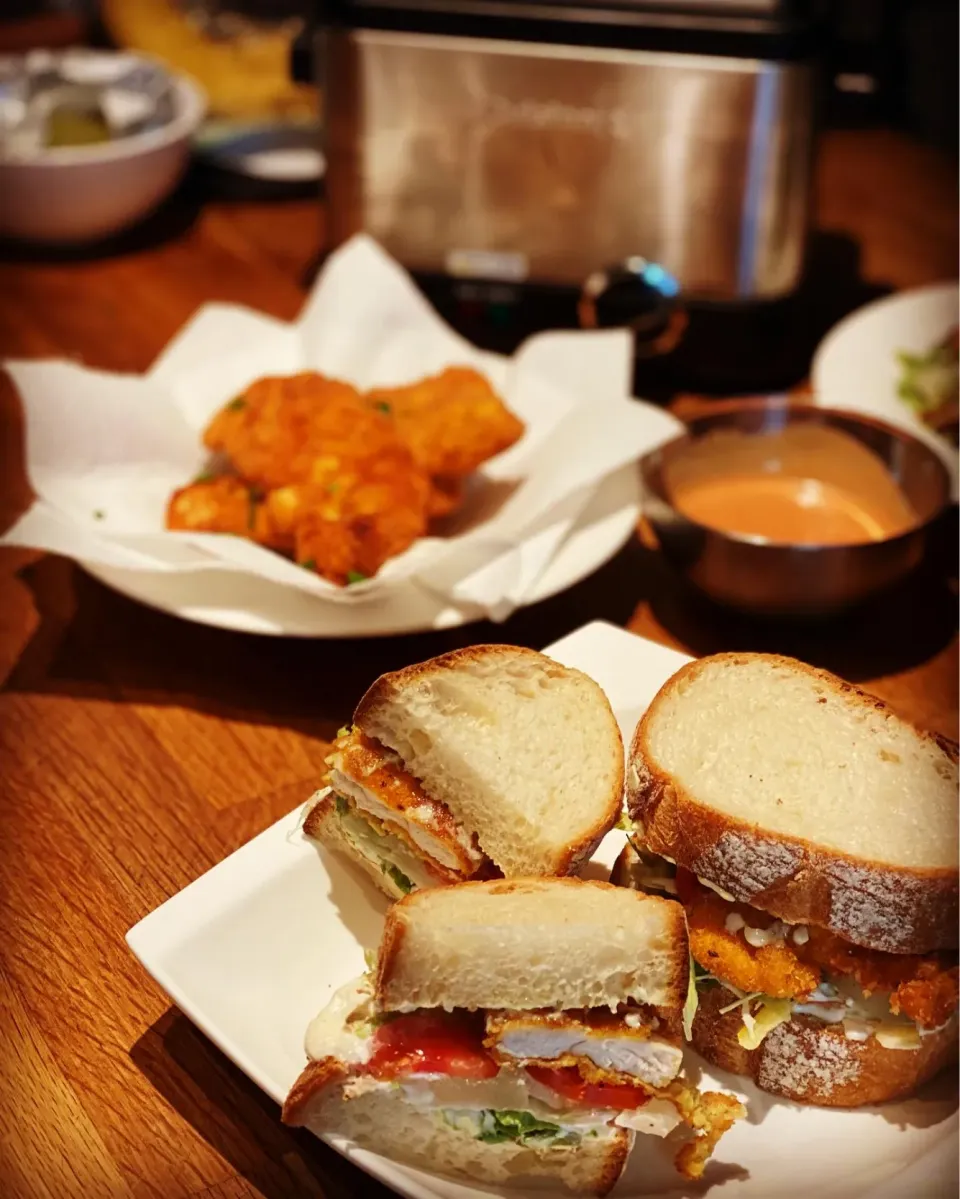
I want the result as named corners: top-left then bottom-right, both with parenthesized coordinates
top-left (682, 874), bottom-right (959, 1029)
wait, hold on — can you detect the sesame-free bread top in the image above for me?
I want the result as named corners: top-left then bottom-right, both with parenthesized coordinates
top-left (354, 644), bottom-right (624, 878)
top-left (626, 653), bottom-right (959, 954)
top-left (375, 878), bottom-right (688, 1014)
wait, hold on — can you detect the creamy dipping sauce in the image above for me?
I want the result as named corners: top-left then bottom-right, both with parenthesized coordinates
top-left (673, 474), bottom-right (901, 545)
top-left (663, 424), bottom-right (919, 546)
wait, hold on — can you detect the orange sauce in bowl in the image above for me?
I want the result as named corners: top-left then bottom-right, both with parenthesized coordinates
top-left (662, 425), bottom-right (920, 547)
top-left (673, 474), bottom-right (901, 545)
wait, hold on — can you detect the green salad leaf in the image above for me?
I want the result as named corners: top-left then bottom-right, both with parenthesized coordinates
top-left (476, 1110), bottom-right (579, 1147)
top-left (382, 862), bottom-right (414, 894)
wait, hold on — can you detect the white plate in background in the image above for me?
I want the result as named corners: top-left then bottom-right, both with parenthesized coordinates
top-left (126, 620), bottom-right (958, 1198)
top-left (811, 282), bottom-right (958, 473)
top-left (82, 464), bottom-right (640, 636)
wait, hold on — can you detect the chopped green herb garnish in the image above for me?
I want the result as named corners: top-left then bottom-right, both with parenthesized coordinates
top-left (381, 863), bottom-right (414, 894)
top-left (346, 570), bottom-right (368, 585)
top-left (375, 401), bottom-right (392, 414)
top-left (226, 396), bottom-right (247, 412)
top-left (92, 509), bottom-right (105, 520)
top-left (326, 481), bottom-right (341, 495)
top-left (192, 469), bottom-right (216, 484)
top-left (301, 558), bottom-right (317, 571)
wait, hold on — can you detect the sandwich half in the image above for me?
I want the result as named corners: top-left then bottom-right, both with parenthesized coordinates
top-left (305, 645), bottom-right (624, 898)
top-left (282, 879), bottom-right (744, 1194)
top-left (614, 652), bottom-right (959, 1107)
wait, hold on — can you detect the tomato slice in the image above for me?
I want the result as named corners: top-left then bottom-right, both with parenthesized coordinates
top-left (366, 1011), bottom-right (499, 1080)
top-left (526, 1065), bottom-right (650, 1111)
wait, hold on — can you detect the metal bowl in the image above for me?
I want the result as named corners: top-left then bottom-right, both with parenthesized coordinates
top-left (640, 400), bottom-right (954, 618)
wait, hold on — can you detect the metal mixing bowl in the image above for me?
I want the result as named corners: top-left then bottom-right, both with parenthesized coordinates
top-left (640, 400), bottom-right (954, 618)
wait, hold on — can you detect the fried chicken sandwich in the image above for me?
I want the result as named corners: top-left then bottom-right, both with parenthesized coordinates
top-left (613, 652), bottom-right (959, 1107)
top-left (305, 645), bottom-right (625, 898)
top-left (282, 879), bottom-right (744, 1194)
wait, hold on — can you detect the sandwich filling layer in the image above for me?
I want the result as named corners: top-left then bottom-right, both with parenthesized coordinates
top-left (323, 728), bottom-right (487, 891)
top-left (623, 843), bottom-right (959, 1051)
top-left (303, 973), bottom-right (743, 1180)
top-left (485, 1008), bottom-right (684, 1089)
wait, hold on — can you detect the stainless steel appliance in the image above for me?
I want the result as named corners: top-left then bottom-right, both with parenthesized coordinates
top-left (302, 1), bottom-right (823, 381)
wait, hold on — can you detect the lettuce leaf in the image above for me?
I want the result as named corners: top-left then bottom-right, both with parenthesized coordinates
top-left (682, 954), bottom-right (699, 1041)
top-left (476, 1110), bottom-right (580, 1147)
top-left (736, 997), bottom-right (793, 1050)
top-left (382, 862), bottom-right (414, 894)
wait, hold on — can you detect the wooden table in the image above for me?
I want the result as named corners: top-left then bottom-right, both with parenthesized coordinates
top-left (0, 130), bottom-right (957, 1199)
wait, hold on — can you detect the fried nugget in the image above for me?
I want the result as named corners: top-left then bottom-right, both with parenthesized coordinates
top-left (426, 475), bottom-right (465, 519)
top-left (367, 367), bottom-right (525, 477)
top-left (166, 476), bottom-right (290, 550)
top-left (292, 504), bottom-right (426, 585)
top-left (204, 372), bottom-right (400, 490)
top-left (266, 449), bottom-right (433, 585)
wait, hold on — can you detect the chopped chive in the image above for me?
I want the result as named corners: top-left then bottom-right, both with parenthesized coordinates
top-left (301, 558), bottom-right (317, 571)
top-left (192, 469), bottom-right (216, 484)
top-left (375, 401), bottom-right (391, 414)
top-left (92, 509), bottom-right (105, 520)
top-left (346, 570), bottom-right (367, 585)
top-left (227, 396), bottom-right (246, 412)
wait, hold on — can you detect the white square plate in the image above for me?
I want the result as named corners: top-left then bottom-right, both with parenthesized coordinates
top-left (127, 621), bottom-right (958, 1199)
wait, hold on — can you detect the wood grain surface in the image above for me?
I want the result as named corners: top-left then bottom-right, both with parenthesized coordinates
top-left (0, 129), bottom-right (957, 1199)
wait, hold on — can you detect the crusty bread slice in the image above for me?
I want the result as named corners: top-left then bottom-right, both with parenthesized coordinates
top-left (376, 878), bottom-right (688, 1014)
top-left (691, 983), bottom-right (957, 1107)
top-left (303, 794), bottom-right (412, 900)
top-left (354, 645), bottom-right (623, 877)
top-left (627, 653), bottom-right (959, 954)
top-left (283, 1057), bottom-right (631, 1197)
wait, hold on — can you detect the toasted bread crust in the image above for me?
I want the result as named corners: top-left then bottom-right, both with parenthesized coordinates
top-left (354, 645), bottom-right (624, 878)
top-left (627, 654), bottom-right (959, 955)
top-left (691, 983), bottom-right (957, 1106)
top-left (281, 1056), bottom-right (349, 1125)
top-left (353, 644), bottom-right (546, 726)
top-left (375, 877), bottom-right (689, 1014)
